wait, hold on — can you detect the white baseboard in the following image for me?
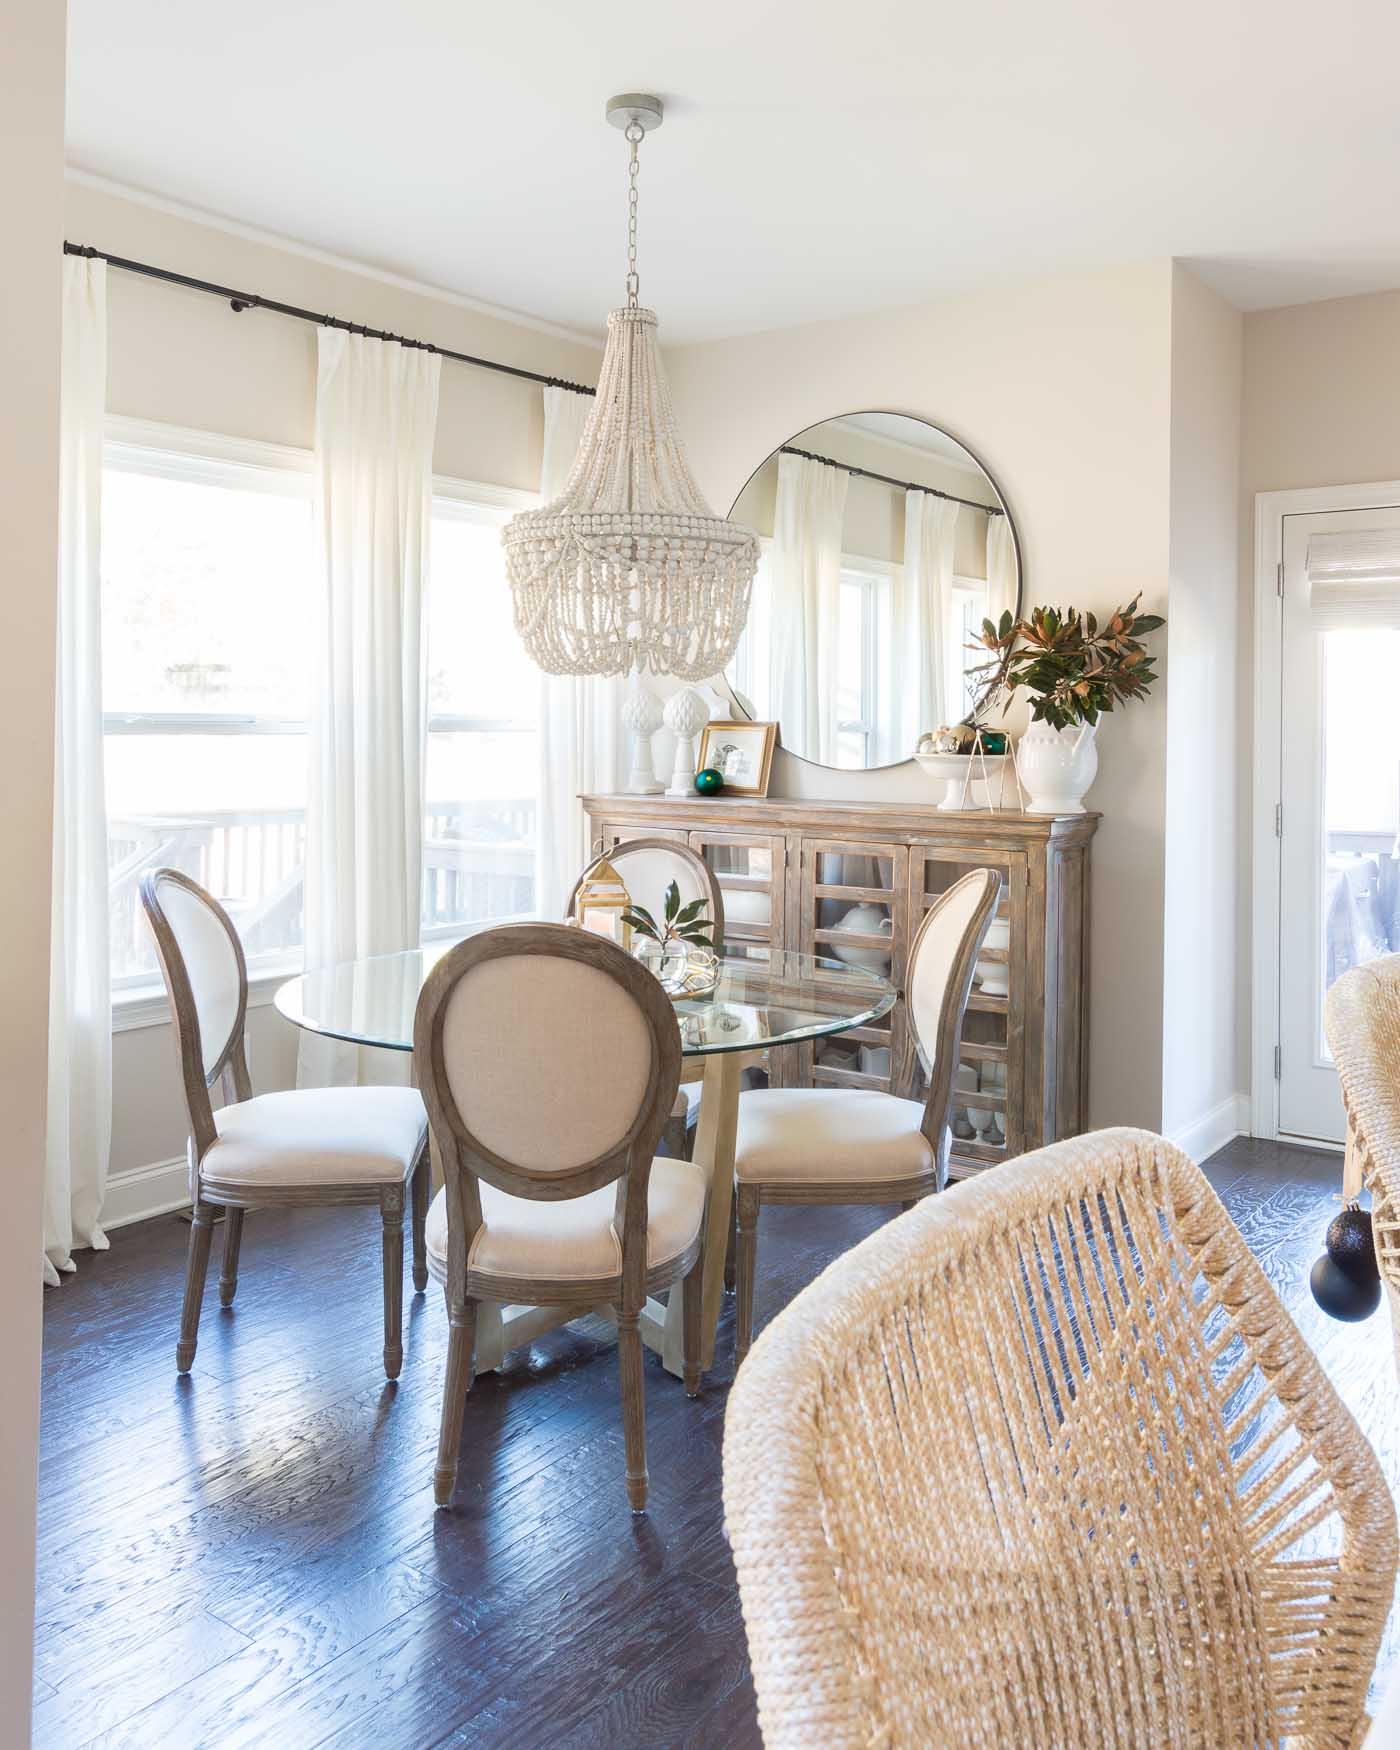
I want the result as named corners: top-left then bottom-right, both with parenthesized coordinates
top-left (103, 1157), bottom-right (190, 1230)
top-left (1169, 1093), bottom-right (1250, 1164)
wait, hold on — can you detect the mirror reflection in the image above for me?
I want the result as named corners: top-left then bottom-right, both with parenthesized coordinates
top-left (726, 413), bottom-right (1020, 771)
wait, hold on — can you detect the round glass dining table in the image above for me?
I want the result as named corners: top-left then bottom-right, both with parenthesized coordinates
top-left (276, 937), bottom-right (896, 1378)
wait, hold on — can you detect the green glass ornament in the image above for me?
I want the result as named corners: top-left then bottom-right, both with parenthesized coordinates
top-left (694, 767), bottom-right (724, 796)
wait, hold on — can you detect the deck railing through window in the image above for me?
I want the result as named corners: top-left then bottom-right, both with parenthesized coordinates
top-left (108, 799), bottom-right (536, 987)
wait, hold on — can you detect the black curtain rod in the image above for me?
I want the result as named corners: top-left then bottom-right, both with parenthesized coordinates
top-left (63, 241), bottom-right (598, 398)
top-left (779, 444), bottom-right (1002, 516)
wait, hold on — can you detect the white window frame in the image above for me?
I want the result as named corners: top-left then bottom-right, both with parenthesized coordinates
top-left (105, 417), bottom-right (540, 1029)
top-left (948, 573), bottom-right (990, 721)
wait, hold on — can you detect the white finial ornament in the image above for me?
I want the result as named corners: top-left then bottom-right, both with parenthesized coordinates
top-left (664, 687), bottom-right (709, 797)
top-left (621, 684), bottom-right (664, 793)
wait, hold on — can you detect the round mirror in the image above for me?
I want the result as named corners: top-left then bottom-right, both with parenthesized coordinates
top-left (725, 413), bottom-right (1021, 772)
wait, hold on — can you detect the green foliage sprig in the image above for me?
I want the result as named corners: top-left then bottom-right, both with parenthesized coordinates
top-left (968, 596), bottom-right (1164, 732)
top-left (624, 880), bottom-right (717, 953)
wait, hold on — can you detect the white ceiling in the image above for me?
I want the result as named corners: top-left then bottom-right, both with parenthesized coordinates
top-left (65, 0), bottom-right (1400, 344)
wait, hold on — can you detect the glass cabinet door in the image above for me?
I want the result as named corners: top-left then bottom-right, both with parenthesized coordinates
top-left (796, 839), bottom-right (909, 1093)
top-left (686, 830), bottom-right (786, 960)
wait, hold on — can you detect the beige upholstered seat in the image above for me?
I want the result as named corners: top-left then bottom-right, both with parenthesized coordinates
top-left (724, 1129), bottom-right (1397, 1749)
top-left (424, 1157), bottom-right (703, 1283)
top-left (1325, 953), bottom-right (1400, 1375)
top-left (140, 868), bottom-right (430, 1381)
top-left (414, 923), bottom-right (705, 1512)
top-left (734, 1088), bottom-right (933, 1183)
top-left (204, 1087), bottom-right (427, 1192)
top-left (732, 867), bottom-right (1000, 1363)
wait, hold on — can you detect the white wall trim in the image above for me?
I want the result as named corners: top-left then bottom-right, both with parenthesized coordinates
top-left (66, 165), bottom-right (605, 352)
top-left (102, 1156), bottom-right (190, 1230)
top-left (1251, 479), bottom-right (1400, 1142)
top-left (1169, 1093), bottom-right (1249, 1165)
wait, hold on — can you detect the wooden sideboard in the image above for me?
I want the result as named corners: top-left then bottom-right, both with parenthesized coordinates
top-left (583, 793), bottom-right (1098, 1178)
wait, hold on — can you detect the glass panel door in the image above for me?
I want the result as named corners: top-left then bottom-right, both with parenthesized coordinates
top-left (1278, 505), bottom-right (1400, 1143)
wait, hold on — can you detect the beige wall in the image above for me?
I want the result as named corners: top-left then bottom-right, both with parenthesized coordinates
top-left (70, 181), bottom-right (600, 1193)
top-left (1162, 266), bottom-right (1244, 1139)
top-left (666, 261), bottom-right (1176, 1130)
top-left (1243, 289), bottom-right (1400, 497)
top-left (0, 3), bottom-right (66, 1738)
top-left (66, 179), bottom-right (600, 487)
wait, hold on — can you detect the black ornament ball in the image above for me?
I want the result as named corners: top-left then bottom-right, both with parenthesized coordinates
top-left (1325, 1205), bottom-right (1378, 1284)
top-left (1310, 1252), bottom-right (1382, 1322)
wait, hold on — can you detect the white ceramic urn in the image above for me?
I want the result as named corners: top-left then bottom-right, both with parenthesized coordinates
top-left (1016, 720), bottom-right (1099, 815)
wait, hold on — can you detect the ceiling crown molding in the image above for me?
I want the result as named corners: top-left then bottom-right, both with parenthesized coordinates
top-left (64, 165), bottom-right (606, 351)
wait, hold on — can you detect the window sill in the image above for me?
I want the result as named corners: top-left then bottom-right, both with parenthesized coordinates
top-left (112, 959), bottom-right (301, 1034)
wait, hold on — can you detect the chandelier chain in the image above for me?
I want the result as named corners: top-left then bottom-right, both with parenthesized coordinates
top-left (625, 121), bottom-right (642, 307)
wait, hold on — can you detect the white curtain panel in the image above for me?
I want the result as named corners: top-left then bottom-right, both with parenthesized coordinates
top-left (45, 255), bottom-right (111, 1286)
top-left (893, 490), bottom-right (957, 754)
top-left (535, 386), bottom-right (624, 917)
top-left (769, 452), bottom-right (848, 766)
top-left (300, 329), bottom-right (441, 1086)
top-left (985, 512), bottom-right (1018, 630)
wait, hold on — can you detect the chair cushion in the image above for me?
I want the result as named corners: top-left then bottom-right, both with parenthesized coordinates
top-left (425, 1158), bottom-right (705, 1286)
top-left (202, 1087), bottom-right (426, 1192)
top-left (733, 1087), bottom-right (934, 1186)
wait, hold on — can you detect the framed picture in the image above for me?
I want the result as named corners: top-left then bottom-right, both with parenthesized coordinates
top-left (698, 720), bottom-right (778, 797)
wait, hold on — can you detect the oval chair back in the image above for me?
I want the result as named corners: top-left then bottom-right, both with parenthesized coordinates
top-left (568, 837), bottom-right (725, 951)
top-left (905, 866), bottom-right (1001, 1169)
top-left (724, 1127), bottom-right (1397, 1748)
top-left (139, 867), bottom-right (252, 1160)
top-left (413, 922), bottom-right (682, 1280)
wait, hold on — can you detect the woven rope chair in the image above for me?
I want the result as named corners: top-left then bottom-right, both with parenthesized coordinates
top-left (723, 1128), bottom-right (1395, 1749)
top-left (1324, 954), bottom-right (1400, 1377)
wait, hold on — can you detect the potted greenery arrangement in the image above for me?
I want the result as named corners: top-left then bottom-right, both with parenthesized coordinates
top-left (622, 880), bottom-right (721, 998)
top-left (969, 596), bottom-right (1164, 813)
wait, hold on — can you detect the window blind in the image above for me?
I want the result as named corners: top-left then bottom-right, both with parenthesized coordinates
top-left (1307, 527), bottom-right (1400, 629)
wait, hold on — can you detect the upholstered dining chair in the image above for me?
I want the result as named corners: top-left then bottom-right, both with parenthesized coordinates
top-left (724, 1128), bottom-right (1397, 1749)
top-left (140, 869), bottom-right (430, 1379)
top-left (732, 865), bottom-right (999, 1363)
top-left (413, 922), bottom-right (707, 1511)
top-left (1325, 952), bottom-right (1400, 1374)
top-left (568, 836), bottom-right (728, 1156)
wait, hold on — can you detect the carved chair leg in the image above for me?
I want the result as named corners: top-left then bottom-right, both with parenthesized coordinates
top-left (410, 1154), bottom-right (429, 1294)
top-left (218, 1207), bottom-right (244, 1307)
top-left (434, 1296), bottom-right (477, 1507)
top-left (176, 1201), bottom-right (215, 1372)
top-left (681, 1258), bottom-right (703, 1399)
top-left (723, 1193), bottom-right (737, 1293)
top-left (380, 1185), bottom-right (405, 1380)
top-left (735, 1184), bottom-right (760, 1368)
top-left (617, 1307), bottom-right (648, 1513)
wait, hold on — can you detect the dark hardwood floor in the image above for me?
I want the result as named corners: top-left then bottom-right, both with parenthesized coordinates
top-left (34, 1136), bottom-right (1397, 1748)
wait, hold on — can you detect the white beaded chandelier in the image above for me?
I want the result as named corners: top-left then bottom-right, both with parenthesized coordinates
top-left (503, 94), bottom-right (758, 680)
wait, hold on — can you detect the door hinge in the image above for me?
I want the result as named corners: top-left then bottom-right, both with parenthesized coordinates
top-left (1277, 560), bottom-right (1284, 598)
top-left (1274, 1043), bottom-right (1282, 1080)
top-left (1275, 801), bottom-right (1283, 837)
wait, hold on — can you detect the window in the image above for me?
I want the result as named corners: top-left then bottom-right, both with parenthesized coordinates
top-left (422, 491), bottom-right (538, 936)
top-left (103, 435), bottom-right (314, 991)
top-left (103, 426), bottom-right (540, 999)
